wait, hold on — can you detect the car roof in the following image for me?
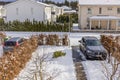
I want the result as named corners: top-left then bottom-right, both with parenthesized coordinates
top-left (6, 37), bottom-right (22, 42)
top-left (83, 36), bottom-right (98, 40)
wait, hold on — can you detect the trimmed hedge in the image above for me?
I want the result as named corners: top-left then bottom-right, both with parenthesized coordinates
top-left (0, 19), bottom-right (70, 32)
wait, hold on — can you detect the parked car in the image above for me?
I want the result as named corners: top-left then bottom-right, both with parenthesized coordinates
top-left (79, 36), bottom-right (107, 60)
top-left (3, 37), bottom-right (23, 53)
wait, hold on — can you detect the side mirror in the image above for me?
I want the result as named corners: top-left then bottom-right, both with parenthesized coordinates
top-left (78, 40), bottom-right (81, 43)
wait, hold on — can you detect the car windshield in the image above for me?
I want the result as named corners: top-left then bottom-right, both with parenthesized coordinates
top-left (86, 39), bottom-right (101, 46)
top-left (4, 41), bottom-right (16, 46)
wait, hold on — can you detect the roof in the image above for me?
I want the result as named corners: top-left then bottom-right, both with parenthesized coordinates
top-left (79, 0), bottom-right (120, 5)
top-left (37, 1), bottom-right (51, 7)
top-left (7, 37), bottom-right (21, 42)
top-left (89, 16), bottom-right (120, 20)
top-left (64, 10), bottom-right (76, 14)
top-left (5, 0), bottom-right (50, 7)
top-left (61, 6), bottom-right (71, 10)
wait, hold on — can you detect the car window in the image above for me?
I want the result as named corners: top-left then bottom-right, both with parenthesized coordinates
top-left (86, 39), bottom-right (101, 46)
top-left (18, 39), bottom-right (23, 44)
top-left (5, 41), bottom-right (16, 46)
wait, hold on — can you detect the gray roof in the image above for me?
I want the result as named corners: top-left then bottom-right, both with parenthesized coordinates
top-left (79, 0), bottom-right (120, 5)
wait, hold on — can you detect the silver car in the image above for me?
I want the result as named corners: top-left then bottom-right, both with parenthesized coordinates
top-left (79, 36), bottom-right (108, 60)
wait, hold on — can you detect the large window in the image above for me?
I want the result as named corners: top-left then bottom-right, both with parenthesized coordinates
top-left (118, 20), bottom-right (120, 26)
top-left (117, 8), bottom-right (120, 14)
top-left (88, 8), bottom-right (92, 14)
top-left (31, 8), bottom-right (33, 15)
top-left (99, 8), bottom-right (102, 14)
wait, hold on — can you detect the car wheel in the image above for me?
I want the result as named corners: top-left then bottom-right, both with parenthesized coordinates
top-left (79, 46), bottom-right (82, 52)
top-left (84, 51), bottom-right (89, 60)
top-left (101, 56), bottom-right (107, 60)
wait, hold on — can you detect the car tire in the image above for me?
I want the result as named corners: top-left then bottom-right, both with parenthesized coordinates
top-left (79, 46), bottom-right (82, 52)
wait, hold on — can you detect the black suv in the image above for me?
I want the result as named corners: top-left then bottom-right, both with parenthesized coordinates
top-left (3, 37), bottom-right (23, 53)
top-left (79, 36), bottom-right (107, 60)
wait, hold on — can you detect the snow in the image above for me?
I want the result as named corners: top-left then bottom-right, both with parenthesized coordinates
top-left (79, 0), bottom-right (120, 5)
top-left (14, 46), bottom-right (76, 80)
top-left (90, 16), bottom-right (120, 20)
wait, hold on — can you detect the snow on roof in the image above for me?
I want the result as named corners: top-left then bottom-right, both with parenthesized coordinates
top-left (5, 0), bottom-right (51, 7)
top-left (64, 10), bottom-right (76, 14)
top-left (37, 1), bottom-right (51, 7)
top-left (89, 16), bottom-right (120, 20)
top-left (79, 0), bottom-right (120, 5)
top-left (61, 6), bottom-right (71, 10)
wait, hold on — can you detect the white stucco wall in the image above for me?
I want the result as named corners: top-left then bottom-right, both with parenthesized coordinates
top-left (5, 0), bottom-right (51, 22)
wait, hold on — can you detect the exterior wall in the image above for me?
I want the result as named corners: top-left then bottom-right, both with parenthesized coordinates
top-left (79, 5), bottom-right (120, 30)
top-left (45, 6), bottom-right (51, 22)
top-left (51, 6), bottom-right (63, 22)
top-left (0, 6), bottom-right (6, 18)
top-left (5, 0), bottom-right (51, 22)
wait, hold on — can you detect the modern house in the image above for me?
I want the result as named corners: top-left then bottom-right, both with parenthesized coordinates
top-left (0, 6), bottom-right (6, 18)
top-left (78, 0), bottom-right (120, 30)
top-left (4, 0), bottom-right (52, 22)
top-left (49, 4), bottom-right (63, 22)
top-left (0, 2), bottom-right (10, 18)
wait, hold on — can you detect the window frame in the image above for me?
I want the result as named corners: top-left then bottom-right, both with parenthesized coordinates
top-left (87, 8), bottom-right (92, 14)
top-left (117, 8), bottom-right (120, 14)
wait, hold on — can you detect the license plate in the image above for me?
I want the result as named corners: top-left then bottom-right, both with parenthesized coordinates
top-left (96, 55), bottom-right (102, 57)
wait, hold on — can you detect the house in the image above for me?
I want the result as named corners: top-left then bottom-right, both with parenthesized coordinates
top-left (62, 6), bottom-right (76, 14)
top-left (4, 0), bottom-right (52, 22)
top-left (49, 4), bottom-right (63, 22)
top-left (78, 0), bottom-right (120, 30)
top-left (0, 6), bottom-right (6, 18)
top-left (0, 1), bottom-right (10, 18)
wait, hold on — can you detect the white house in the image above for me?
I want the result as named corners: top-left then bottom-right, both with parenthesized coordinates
top-left (0, 5), bottom-right (6, 18)
top-left (49, 4), bottom-right (63, 22)
top-left (4, 0), bottom-right (52, 22)
top-left (78, 0), bottom-right (120, 30)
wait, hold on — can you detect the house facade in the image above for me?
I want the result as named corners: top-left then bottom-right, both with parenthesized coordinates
top-left (78, 0), bottom-right (120, 30)
top-left (50, 4), bottom-right (63, 22)
top-left (4, 0), bottom-right (52, 22)
top-left (0, 5), bottom-right (6, 18)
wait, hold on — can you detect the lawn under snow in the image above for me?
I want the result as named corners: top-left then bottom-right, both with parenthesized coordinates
top-left (14, 46), bottom-right (76, 80)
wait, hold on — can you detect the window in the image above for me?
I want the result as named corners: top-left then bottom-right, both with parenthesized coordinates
top-left (108, 7), bottom-right (112, 10)
top-left (118, 20), bottom-right (120, 26)
top-left (16, 8), bottom-right (19, 15)
top-left (117, 8), bottom-right (120, 14)
top-left (99, 8), bottom-right (102, 14)
top-left (88, 8), bottom-right (92, 14)
top-left (31, 8), bottom-right (33, 15)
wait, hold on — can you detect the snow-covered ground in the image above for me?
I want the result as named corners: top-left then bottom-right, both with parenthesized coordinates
top-left (14, 46), bottom-right (76, 80)
top-left (1, 32), bottom-right (120, 80)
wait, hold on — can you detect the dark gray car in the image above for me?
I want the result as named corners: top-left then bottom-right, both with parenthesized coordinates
top-left (79, 36), bottom-right (107, 60)
top-left (3, 37), bottom-right (23, 53)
